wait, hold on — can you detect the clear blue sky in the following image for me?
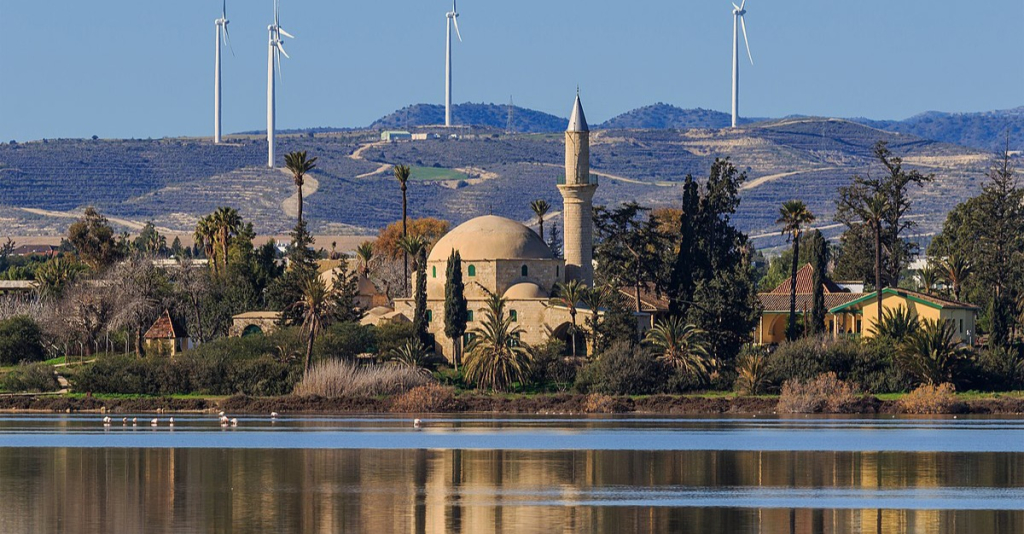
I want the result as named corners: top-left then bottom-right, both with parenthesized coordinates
top-left (1, 0), bottom-right (1021, 141)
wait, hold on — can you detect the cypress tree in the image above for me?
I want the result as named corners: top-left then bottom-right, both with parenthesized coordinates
top-left (807, 230), bottom-right (828, 335)
top-left (443, 250), bottom-right (468, 369)
top-left (332, 254), bottom-right (362, 323)
top-left (412, 247), bottom-right (430, 350)
top-left (668, 176), bottom-right (699, 316)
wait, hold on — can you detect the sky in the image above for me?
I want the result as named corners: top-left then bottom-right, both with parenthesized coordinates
top-left (1, 0), bottom-right (1022, 141)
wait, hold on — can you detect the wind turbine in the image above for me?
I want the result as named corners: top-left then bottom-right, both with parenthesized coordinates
top-left (731, 0), bottom-right (753, 128)
top-left (445, 0), bottom-right (463, 128)
top-left (267, 0), bottom-right (293, 168)
top-left (214, 0), bottom-right (232, 144)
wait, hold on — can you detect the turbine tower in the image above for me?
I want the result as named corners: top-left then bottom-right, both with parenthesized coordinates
top-left (214, 0), bottom-right (232, 144)
top-left (731, 0), bottom-right (753, 128)
top-left (267, 0), bottom-right (293, 168)
top-left (445, 0), bottom-right (463, 128)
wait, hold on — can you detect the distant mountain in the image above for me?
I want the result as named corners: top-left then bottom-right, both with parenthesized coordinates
top-left (598, 103), bottom-right (734, 130)
top-left (370, 103), bottom-right (567, 133)
top-left (851, 107), bottom-right (1024, 152)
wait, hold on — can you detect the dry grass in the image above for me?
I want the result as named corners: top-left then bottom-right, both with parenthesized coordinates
top-left (390, 384), bottom-right (460, 413)
top-left (293, 360), bottom-right (430, 398)
top-left (778, 372), bottom-right (860, 414)
top-left (899, 383), bottom-right (964, 414)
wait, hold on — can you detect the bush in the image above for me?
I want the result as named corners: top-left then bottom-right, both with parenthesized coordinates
top-left (583, 393), bottom-right (619, 413)
top-left (529, 339), bottom-right (578, 391)
top-left (373, 322), bottom-right (417, 357)
top-left (293, 359), bottom-right (430, 398)
top-left (734, 345), bottom-right (769, 395)
top-left (390, 383), bottom-right (460, 412)
top-left (0, 315), bottom-right (45, 365)
top-left (315, 322), bottom-right (376, 361)
top-left (765, 336), bottom-right (861, 389)
top-left (899, 383), bottom-right (963, 414)
top-left (575, 341), bottom-right (666, 396)
top-left (850, 340), bottom-right (913, 394)
top-left (778, 373), bottom-right (860, 414)
top-left (0, 362), bottom-right (59, 392)
top-left (961, 346), bottom-right (1022, 392)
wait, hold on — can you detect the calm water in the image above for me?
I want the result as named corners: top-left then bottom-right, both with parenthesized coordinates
top-left (0, 415), bottom-right (1022, 533)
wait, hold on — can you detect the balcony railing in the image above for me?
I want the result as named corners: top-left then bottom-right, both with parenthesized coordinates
top-left (556, 174), bottom-right (599, 186)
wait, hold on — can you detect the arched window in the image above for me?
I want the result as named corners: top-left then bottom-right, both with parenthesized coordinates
top-left (521, 265), bottom-right (528, 277)
top-left (468, 265), bottom-right (476, 277)
top-left (432, 266), bottom-right (437, 278)
top-left (426, 310), bottom-right (433, 322)
top-left (510, 310), bottom-right (518, 322)
top-left (467, 310), bottom-right (474, 322)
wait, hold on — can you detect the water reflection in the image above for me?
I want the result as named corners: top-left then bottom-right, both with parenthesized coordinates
top-left (0, 447), bottom-right (1020, 533)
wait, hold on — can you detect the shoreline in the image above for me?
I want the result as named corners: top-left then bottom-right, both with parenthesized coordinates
top-left (2, 393), bottom-right (1023, 416)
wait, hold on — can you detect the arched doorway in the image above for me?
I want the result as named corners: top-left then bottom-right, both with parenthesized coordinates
top-left (241, 324), bottom-right (264, 337)
top-left (551, 322), bottom-right (587, 358)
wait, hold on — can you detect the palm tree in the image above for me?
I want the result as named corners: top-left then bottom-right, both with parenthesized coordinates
top-left (34, 256), bottom-right (85, 299)
top-left (644, 316), bottom-right (715, 383)
top-left (210, 207), bottom-right (241, 272)
top-left (388, 340), bottom-right (433, 377)
top-left (284, 151), bottom-right (318, 225)
top-left (355, 241), bottom-right (374, 278)
top-left (193, 215), bottom-right (217, 271)
top-left (397, 234), bottom-right (429, 273)
top-left (940, 253), bottom-right (972, 302)
top-left (293, 273), bottom-right (334, 373)
top-left (918, 265), bottom-right (941, 295)
top-left (869, 305), bottom-right (920, 340)
top-left (464, 292), bottom-right (533, 392)
top-left (735, 347), bottom-right (768, 396)
top-left (777, 200), bottom-right (815, 341)
top-left (530, 199), bottom-right (551, 241)
top-left (897, 318), bottom-right (970, 385)
top-left (548, 279), bottom-right (588, 358)
top-left (394, 164), bottom-right (412, 294)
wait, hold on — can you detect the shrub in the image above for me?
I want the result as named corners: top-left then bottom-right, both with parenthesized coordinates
top-left (961, 346), bottom-right (1022, 392)
top-left (850, 340), bottom-right (913, 394)
top-left (583, 393), bottom-right (618, 413)
top-left (315, 322), bottom-right (375, 361)
top-left (529, 339), bottom-right (578, 391)
top-left (0, 315), bottom-right (45, 365)
top-left (373, 322), bottom-right (417, 357)
top-left (734, 345), bottom-right (769, 395)
top-left (899, 383), bottom-right (963, 414)
top-left (293, 360), bottom-right (430, 398)
top-left (390, 383), bottom-right (460, 412)
top-left (765, 335), bottom-right (862, 389)
top-left (576, 340), bottom-right (666, 396)
top-left (777, 373), bottom-right (860, 414)
top-left (0, 362), bottom-right (59, 392)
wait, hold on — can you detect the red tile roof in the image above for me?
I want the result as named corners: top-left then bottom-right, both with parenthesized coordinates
top-left (768, 263), bottom-right (845, 294)
top-left (759, 293), bottom-right (865, 313)
top-left (144, 310), bottom-right (184, 340)
top-left (618, 285), bottom-right (671, 313)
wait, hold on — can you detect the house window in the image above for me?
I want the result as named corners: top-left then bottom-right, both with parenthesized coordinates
top-left (510, 310), bottom-right (518, 322)
top-left (468, 265), bottom-right (476, 277)
top-left (463, 333), bottom-right (475, 345)
top-left (467, 310), bottom-right (474, 322)
top-left (426, 310), bottom-right (433, 322)
top-left (556, 265), bottom-right (560, 277)
top-left (959, 319), bottom-right (964, 334)
top-left (856, 319), bottom-right (862, 333)
top-left (432, 266), bottom-right (437, 278)
top-left (521, 265), bottom-right (528, 277)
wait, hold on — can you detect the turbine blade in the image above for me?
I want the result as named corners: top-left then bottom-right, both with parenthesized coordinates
top-left (275, 47), bottom-right (283, 82)
top-left (276, 41), bottom-right (290, 59)
top-left (740, 16), bottom-right (753, 64)
top-left (739, 0), bottom-right (746, 10)
top-left (279, 27), bottom-right (294, 39)
top-left (732, 3), bottom-right (740, 10)
top-left (224, 24), bottom-right (235, 56)
top-left (222, 0), bottom-right (227, 19)
top-left (453, 0), bottom-right (457, 14)
top-left (453, 17), bottom-right (463, 42)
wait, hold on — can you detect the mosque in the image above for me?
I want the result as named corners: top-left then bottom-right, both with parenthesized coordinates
top-left (392, 94), bottom-right (600, 360)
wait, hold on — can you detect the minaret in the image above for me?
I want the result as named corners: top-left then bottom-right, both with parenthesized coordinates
top-left (558, 92), bottom-right (597, 286)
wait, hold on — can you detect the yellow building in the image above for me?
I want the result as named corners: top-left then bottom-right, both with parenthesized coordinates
top-left (828, 288), bottom-right (979, 344)
top-left (754, 264), bottom-right (979, 345)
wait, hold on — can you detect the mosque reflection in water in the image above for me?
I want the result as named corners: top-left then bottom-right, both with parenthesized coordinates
top-left (1, 447), bottom-right (1020, 533)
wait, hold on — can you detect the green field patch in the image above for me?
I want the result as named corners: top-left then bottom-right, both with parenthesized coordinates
top-left (410, 166), bottom-right (469, 182)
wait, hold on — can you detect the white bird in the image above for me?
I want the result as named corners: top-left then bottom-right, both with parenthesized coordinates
top-left (132, 417), bottom-right (138, 426)
top-left (218, 411), bottom-right (225, 417)
top-left (150, 418), bottom-right (159, 427)
top-left (230, 418), bottom-right (238, 427)
top-left (444, 0), bottom-right (463, 128)
top-left (102, 416), bottom-right (112, 425)
top-left (168, 417), bottom-right (175, 427)
top-left (122, 417), bottom-right (127, 425)
top-left (729, 0), bottom-right (754, 128)
top-left (271, 411), bottom-right (278, 418)
top-left (413, 418), bottom-right (423, 429)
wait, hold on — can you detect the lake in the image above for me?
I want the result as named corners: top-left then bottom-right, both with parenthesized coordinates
top-left (0, 414), bottom-right (1021, 533)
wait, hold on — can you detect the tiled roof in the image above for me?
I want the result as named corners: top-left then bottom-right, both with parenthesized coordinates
top-left (144, 310), bottom-right (184, 340)
top-left (760, 292), bottom-right (865, 313)
top-left (618, 284), bottom-right (671, 313)
top-left (768, 263), bottom-right (845, 294)
top-left (828, 288), bottom-right (980, 313)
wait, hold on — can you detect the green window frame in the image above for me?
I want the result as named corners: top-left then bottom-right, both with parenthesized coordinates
top-left (468, 265), bottom-right (476, 277)
top-left (467, 310), bottom-right (474, 322)
top-left (510, 310), bottom-right (518, 322)
top-left (426, 310), bottom-right (433, 322)
top-left (432, 265), bottom-right (437, 278)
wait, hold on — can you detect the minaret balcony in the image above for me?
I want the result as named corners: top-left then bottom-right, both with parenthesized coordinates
top-left (556, 174), bottom-right (599, 186)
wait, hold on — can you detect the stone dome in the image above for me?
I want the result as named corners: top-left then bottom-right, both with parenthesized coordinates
top-left (503, 282), bottom-right (549, 300)
top-left (428, 215), bottom-right (553, 262)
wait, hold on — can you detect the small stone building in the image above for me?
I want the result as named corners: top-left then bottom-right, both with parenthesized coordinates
top-left (143, 310), bottom-right (188, 356)
top-left (230, 311), bottom-right (283, 337)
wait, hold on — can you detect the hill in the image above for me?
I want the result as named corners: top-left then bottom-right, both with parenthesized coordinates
top-left (369, 103), bottom-right (567, 133)
top-left (0, 118), bottom-right (999, 251)
top-left (598, 103), bottom-right (735, 130)
top-left (851, 107), bottom-right (1024, 153)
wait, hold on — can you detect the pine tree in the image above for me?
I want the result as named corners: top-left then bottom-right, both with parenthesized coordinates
top-left (331, 255), bottom-right (362, 323)
top-left (443, 250), bottom-right (468, 369)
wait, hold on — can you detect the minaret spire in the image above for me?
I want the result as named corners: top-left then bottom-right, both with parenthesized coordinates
top-left (558, 92), bottom-right (597, 286)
